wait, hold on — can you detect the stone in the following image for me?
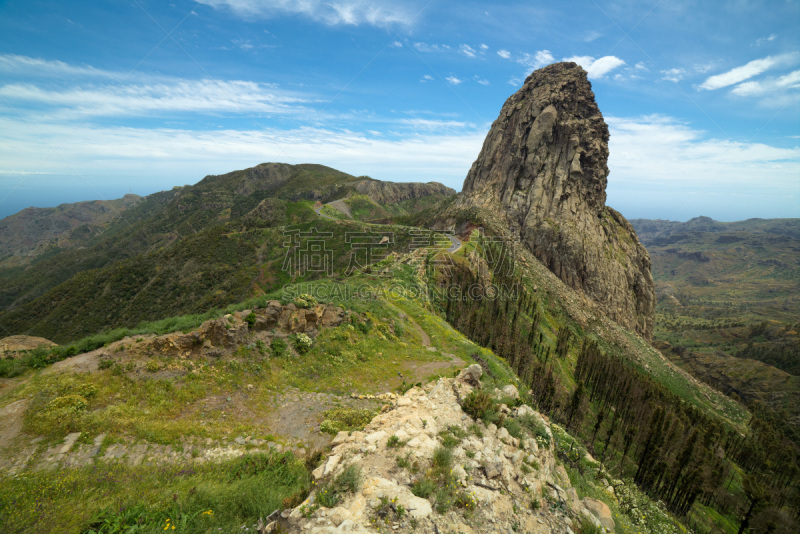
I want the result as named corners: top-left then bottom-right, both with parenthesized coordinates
top-left (501, 384), bottom-right (519, 400)
top-left (59, 432), bottom-right (81, 455)
top-left (458, 62), bottom-right (655, 339)
top-left (582, 497), bottom-right (615, 531)
top-left (458, 364), bottom-right (483, 387)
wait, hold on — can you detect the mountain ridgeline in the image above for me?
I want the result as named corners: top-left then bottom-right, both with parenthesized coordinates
top-left (0, 164), bottom-right (454, 343)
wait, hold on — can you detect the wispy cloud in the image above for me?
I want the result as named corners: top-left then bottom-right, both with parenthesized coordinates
top-left (518, 50), bottom-right (554, 70)
top-left (608, 115), bottom-right (800, 187)
top-left (475, 77), bottom-right (490, 86)
top-left (0, 118), bottom-right (486, 191)
top-left (497, 49), bottom-right (511, 60)
top-left (445, 76), bottom-right (462, 85)
top-left (729, 69), bottom-right (800, 107)
top-left (699, 53), bottom-right (799, 90)
top-left (193, 0), bottom-right (415, 27)
top-left (413, 42), bottom-right (450, 53)
top-left (460, 44), bottom-right (477, 58)
top-left (563, 55), bottom-right (625, 78)
top-left (420, 74), bottom-right (434, 83)
top-left (0, 79), bottom-right (308, 119)
top-left (754, 34), bottom-right (777, 46)
top-left (0, 54), bottom-right (121, 79)
top-left (390, 40), bottom-right (403, 48)
top-left (661, 68), bottom-right (685, 82)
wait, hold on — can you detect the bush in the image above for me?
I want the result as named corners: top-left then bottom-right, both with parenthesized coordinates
top-left (411, 478), bottom-right (436, 498)
top-left (432, 447), bottom-right (452, 478)
top-left (332, 464), bottom-right (360, 494)
top-left (319, 408), bottom-right (374, 434)
top-left (461, 390), bottom-right (495, 422)
top-left (270, 338), bottom-right (289, 358)
top-left (290, 333), bottom-right (313, 354)
top-left (503, 418), bottom-right (524, 440)
top-left (293, 294), bottom-right (317, 309)
top-left (245, 312), bottom-right (257, 327)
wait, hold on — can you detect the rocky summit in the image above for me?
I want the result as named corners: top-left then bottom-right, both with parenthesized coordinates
top-left (460, 62), bottom-right (655, 339)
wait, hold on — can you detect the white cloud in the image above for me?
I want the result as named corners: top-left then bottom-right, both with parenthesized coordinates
top-left (420, 74), bottom-right (434, 82)
top-left (635, 62), bottom-right (648, 71)
top-left (0, 54), bottom-right (114, 78)
top-left (518, 50), bottom-right (554, 70)
top-left (399, 118), bottom-right (471, 130)
top-left (460, 44), bottom-right (476, 58)
top-left (661, 68), bottom-right (685, 82)
top-left (0, 79), bottom-right (308, 118)
top-left (699, 53), bottom-right (799, 90)
top-left (445, 76), bottom-right (463, 85)
top-left (413, 42), bottom-right (449, 53)
top-left (476, 78), bottom-right (490, 86)
top-left (193, 0), bottom-right (414, 27)
top-left (390, 40), bottom-right (403, 48)
top-left (480, 44), bottom-right (489, 51)
top-left (563, 55), bottom-right (625, 78)
top-left (754, 34), bottom-right (777, 46)
top-left (730, 69), bottom-right (800, 107)
top-left (584, 30), bottom-right (603, 42)
top-left (0, 118), bottom-right (486, 192)
top-left (497, 49), bottom-right (511, 60)
top-left (608, 115), bottom-right (800, 189)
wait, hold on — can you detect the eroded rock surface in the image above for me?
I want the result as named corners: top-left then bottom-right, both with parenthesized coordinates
top-left (281, 366), bottom-right (612, 533)
top-left (459, 62), bottom-right (654, 338)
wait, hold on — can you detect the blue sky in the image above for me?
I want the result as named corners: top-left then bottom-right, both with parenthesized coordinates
top-left (0, 0), bottom-right (798, 221)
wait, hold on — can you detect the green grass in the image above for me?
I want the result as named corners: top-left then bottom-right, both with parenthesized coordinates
top-left (0, 451), bottom-right (309, 534)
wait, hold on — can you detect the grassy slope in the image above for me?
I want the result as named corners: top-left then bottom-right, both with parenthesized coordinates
top-left (0, 224), bottom-right (759, 533)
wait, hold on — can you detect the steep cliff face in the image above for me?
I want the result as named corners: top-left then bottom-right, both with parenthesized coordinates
top-left (354, 179), bottom-right (455, 204)
top-left (460, 62), bottom-right (654, 338)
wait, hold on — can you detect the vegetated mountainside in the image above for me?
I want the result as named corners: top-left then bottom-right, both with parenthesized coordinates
top-left (0, 163), bottom-right (454, 343)
top-left (456, 62), bottom-right (655, 339)
top-left (631, 217), bottom-right (800, 439)
top-left (0, 194), bottom-right (141, 267)
top-left (0, 240), bottom-right (756, 534)
top-left (1, 65), bottom-right (797, 532)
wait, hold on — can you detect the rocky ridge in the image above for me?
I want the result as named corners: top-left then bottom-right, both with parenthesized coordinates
top-left (278, 365), bottom-right (615, 533)
top-left (458, 62), bottom-right (655, 338)
top-left (354, 180), bottom-right (456, 205)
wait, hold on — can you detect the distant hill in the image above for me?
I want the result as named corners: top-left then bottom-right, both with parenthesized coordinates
top-left (631, 216), bottom-right (800, 438)
top-left (0, 194), bottom-right (142, 268)
top-left (0, 163), bottom-right (454, 343)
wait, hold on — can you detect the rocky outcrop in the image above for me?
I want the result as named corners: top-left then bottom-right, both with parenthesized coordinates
top-left (459, 62), bottom-right (654, 338)
top-left (278, 365), bottom-right (614, 533)
top-left (139, 302), bottom-right (346, 358)
top-left (354, 180), bottom-right (455, 204)
top-left (0, 335), bottom-right (57, 357)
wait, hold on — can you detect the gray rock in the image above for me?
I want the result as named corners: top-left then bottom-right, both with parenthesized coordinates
top-left (458, 62), bottom-right (655, 339)
top-left (458, 364), bottom-right (483, 387)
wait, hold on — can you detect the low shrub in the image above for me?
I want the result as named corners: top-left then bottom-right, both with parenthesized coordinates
top-left (461, 390), bottom-right (495, 422)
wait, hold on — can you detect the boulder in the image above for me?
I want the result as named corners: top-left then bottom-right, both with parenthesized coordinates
top-left (458, 364), bottom-right (483, 387)
top-left (582, 497), bottom-right (615, 531)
